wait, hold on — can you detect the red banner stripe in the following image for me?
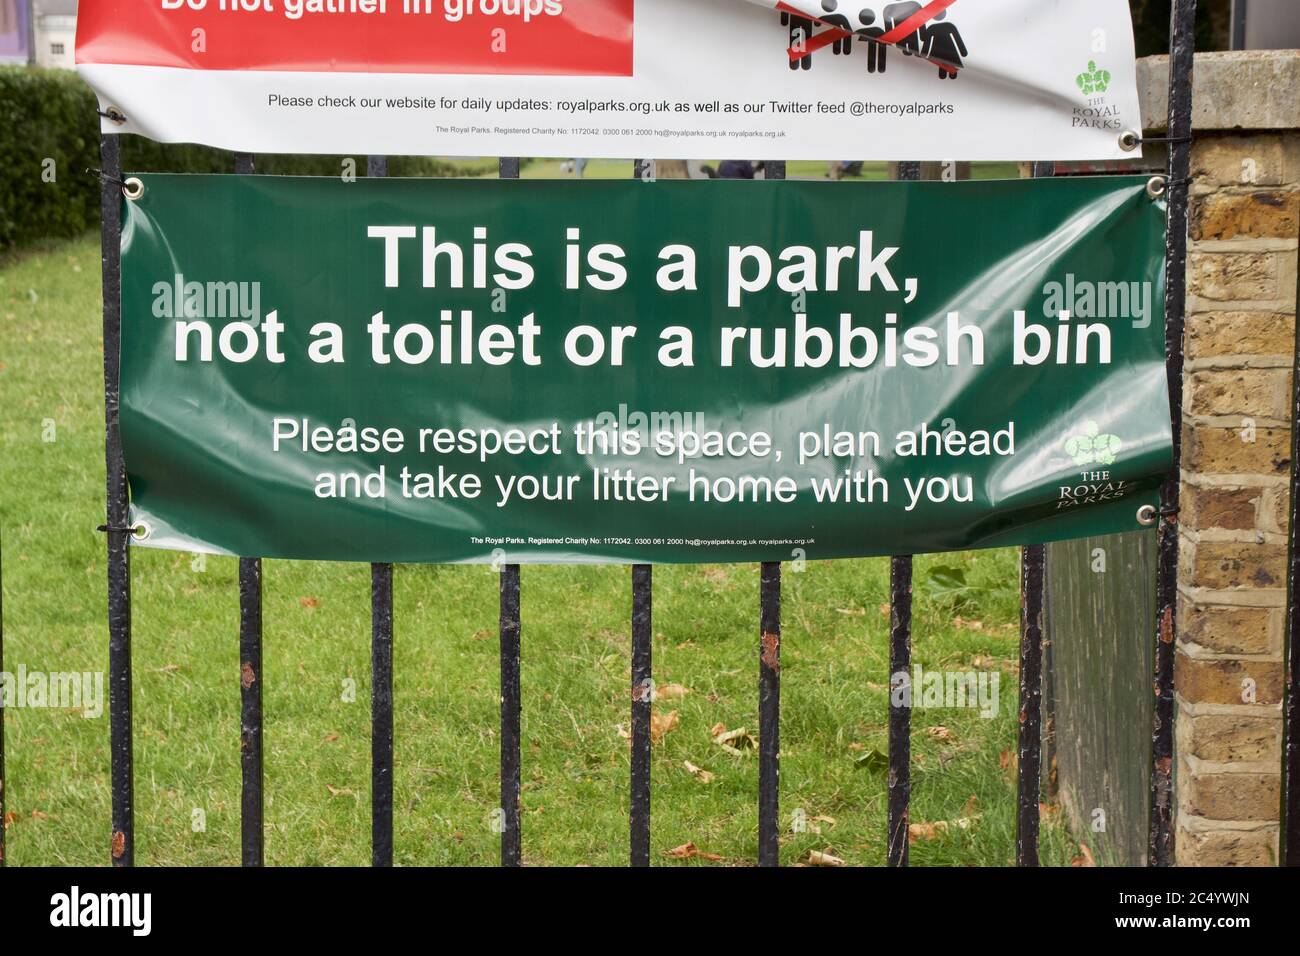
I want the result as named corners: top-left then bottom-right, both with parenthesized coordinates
top-left (76, 0), bottom-right (635, 77)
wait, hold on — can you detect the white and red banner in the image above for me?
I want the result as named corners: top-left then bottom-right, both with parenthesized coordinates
top-left (78, 0), bottom-right (1143, 161)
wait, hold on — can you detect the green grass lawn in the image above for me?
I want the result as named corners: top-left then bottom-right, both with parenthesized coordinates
top-left (0, 231), bottom-right (1080, 867)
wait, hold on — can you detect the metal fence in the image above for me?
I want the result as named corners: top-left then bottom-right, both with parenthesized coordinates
top-left (8, 0), bottom-right (1297, 869)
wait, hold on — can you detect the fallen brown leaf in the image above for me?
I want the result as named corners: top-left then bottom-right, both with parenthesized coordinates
top-left (683, 761), bottom-right (715, 784)
top-left (656, 683), bottom-right (690, 701)
top-left (908, 807), bottom-right (981, 844)
top-left (1000, 748), bottom-right (1019, 777)
top-left (300, 596), bottom-right (320, 609)
top-left (927, 726), bottom-right (954, 741)
top-left (712, 725), bottom-right (757, 755)
top-left (908, 822), bottom-right (941, 843)
top-left (1071, 843), bottom-right (1097, 867)
top-left (663, 841), bottom-right (724, 862)
top-left (806, 850), bottom-right (846, 867)
top-left (650, 709), bottom-right (680, 743)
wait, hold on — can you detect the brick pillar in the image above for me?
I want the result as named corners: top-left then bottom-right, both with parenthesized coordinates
top-left (1140, 50), bottom-right (1300, 865)
top-left (1176, 130), bottom-right (1297, 865)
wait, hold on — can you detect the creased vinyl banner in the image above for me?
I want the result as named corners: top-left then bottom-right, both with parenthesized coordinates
top-left (120, 175), bottom-right (1170, 565)
top-left (80, 0), bottom-right (1141, 161)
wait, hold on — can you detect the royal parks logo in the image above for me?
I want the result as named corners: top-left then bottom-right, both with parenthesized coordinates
top-left (1072, 57), bottom-right (1122, 132)
top-left (1075, 60), bottom-right (1112, 95)
top-left (1065, 420), bottom-right (1121, 468)
top-left (1056, 420), bottom-right (1132, 511)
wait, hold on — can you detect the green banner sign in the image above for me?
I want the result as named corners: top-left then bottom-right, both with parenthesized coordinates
top-left (119, 174), bottom-right (1170, 564)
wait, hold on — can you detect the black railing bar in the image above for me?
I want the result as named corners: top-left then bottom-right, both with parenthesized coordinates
top-left (238, 555), bottom-right (264, 867)
top-left (1017, 544), bottom-right (1046, 867)
top-left (1013, 160), bottom-right (1055, 868)
top-left (627, 158), bottom-right (654, 869)
top-left (631, 563), bottom-right (652, 866)
top-left (497, 157), bottom-right (523, 869)
top-left (499, 561), bottom-right (522, 867)
top-left (1150, 0), bottom-right (1197, 868)
top-left (1284, 240), bottom-right (1300, 866)
top-left (101, 132), bottom-right (134, 868)
top-left (755, 157), bottom-right (786, 870)
top-left (232, 151), bottom-right (266, 869)
top-left (371, 559), bottom-right (394, 867)
top-left (887, 159), bottom-right (921, 868)
top-left (887, 555), bottom-right (912, 867)
top-left (367, 154), bottom-right (395, 869)
top-left (758, 560), bottom-right (782, 867)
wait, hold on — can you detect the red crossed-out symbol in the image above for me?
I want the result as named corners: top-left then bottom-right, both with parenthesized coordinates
top-left (779, 0), bottom-right (961, 70)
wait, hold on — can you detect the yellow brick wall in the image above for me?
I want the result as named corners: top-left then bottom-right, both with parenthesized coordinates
top-left (1176, 131), bottom-right (1299, 866)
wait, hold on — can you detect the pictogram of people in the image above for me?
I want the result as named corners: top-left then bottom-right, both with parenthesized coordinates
top-left (922, 10), bottom-right (967, 78)
top-left (784, 2), bottom-right (968, 79)
top-left (808, 1), bottom-right (856, 60)
top-left (785, 11), bottom-right (815, 70)
top-left (857, 8), bottom-right (887, 74)
top-left (883, 2), bottom-right (924, 57)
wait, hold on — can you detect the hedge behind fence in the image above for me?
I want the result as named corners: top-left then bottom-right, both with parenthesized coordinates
top-left (0, 67), bottom-right (494, 250)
